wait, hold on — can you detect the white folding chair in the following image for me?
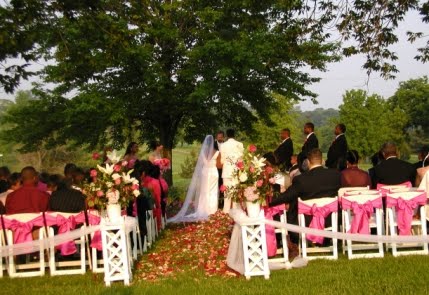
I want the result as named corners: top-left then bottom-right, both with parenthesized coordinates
top-left (386, 191), bottom-right (428, 256)
top-left (0, 227), bottom-right (5, 277)
top-left (298, 197), bottom-right (338, 260)
top-left (135, 215), bottom-right (146, 254)
top-left (267, 209), bottom-right (289, 267)
top-left (4, 213), bottom-right (46, 277)
top-left (338, 187), bottom-right (371, 254)
top-left (341, 194), bottom-right (384, 259)
top-left (47, 212), bottom-right (86, 276)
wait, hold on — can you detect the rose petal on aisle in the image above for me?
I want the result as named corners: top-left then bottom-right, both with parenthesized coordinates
top-left (136, 211), bottom-right (240, 281)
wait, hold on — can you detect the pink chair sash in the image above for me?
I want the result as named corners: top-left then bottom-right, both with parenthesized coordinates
top-left (298, 199), bottom-right (338, 244)
top-left (264, 204), bottom-right (285, 257)
top-left (386, 192), bottom-right (426, 235)
top-left (341, 197), bottom-right (383, 234)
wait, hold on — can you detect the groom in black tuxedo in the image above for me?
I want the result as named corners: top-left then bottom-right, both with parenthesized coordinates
top-left (326, 123), bottom-right (348, 170)
top-left (298, 122), bottom-right (319, 172)
top-left (274, 128), bottom-right (293, 171)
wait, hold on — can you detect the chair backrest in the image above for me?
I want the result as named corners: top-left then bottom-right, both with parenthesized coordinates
top-left (338, 186), bottom-right (369, 197)
top-left (386, 191), bottom-right (427, 201)
top-left (3, 213), bottom-right (43, 223)
top-left (344, 190), bottom-right (379, 197)
top-left (46, 211), bottom-right (82, 219)
top-left (299, 197), bottom-right (338, 208)
top-left (377, 182), bottom-right (412, 193)
top-left (341, 194), bottom-right (382, 205)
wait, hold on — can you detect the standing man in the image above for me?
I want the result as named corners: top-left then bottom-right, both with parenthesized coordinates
top-left (219, 129), bottom-right (244, 213)
top-left (214, 130), bottom-right (225, 209)
top-left (298, 122), bottom-right (319, 172)
top-left (326, 123), bottom-right (348, 170)
top-left (274, 128), bottom-right (294, 171)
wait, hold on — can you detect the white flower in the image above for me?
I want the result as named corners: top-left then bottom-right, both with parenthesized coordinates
top-left (121, 171), bottom-right (133, 184)
top-left (106, 150), bottom-right (122, 164)
top-left (133, 190), bottom-right (141, 197)
top-left (106, 190), bottom-right (120, 204)
top-left (97, 163), bottom-right (115, 175)
top-left (239, 171), bottom-right (248, 183)
top-left (132, 178), bottom-right (139, 185)
top-left (111, 173), bottom-right (121, 180)
top-left (106, 182), bottom-right (114, 188)
top-left (252, 156), bottom-right (266, 170)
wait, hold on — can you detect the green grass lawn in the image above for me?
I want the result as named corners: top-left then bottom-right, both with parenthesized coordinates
top-left (2, 254), bottom-right (429, 295)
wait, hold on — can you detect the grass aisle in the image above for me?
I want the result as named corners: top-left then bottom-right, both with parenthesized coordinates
top-left (3, 212), bottom-right (429, 294)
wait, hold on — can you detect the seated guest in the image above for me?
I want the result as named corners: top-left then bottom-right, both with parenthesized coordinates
top-left (71, 167), bottom-right (85, 191)
top-left (374, 142), bottom-right (416, 186)
top-left (270, 148), bottom-right (341, 247)
top-left (414, 145), bottom-right (429, 170)
top-left (37, 172), bottom-right (49, 192)
top-left (64, 163), bottom-right (77, 187)
top-left (341, 150), bottom-right (371, 187)
top-left (0, 172), bottom-right (21, 206)
top-left (47, 174), bottom-right (63, 195)
top-left (6, 166), bottom-right (50, 214)
top-left (0, 166), bottom-right (11, 193)
top-left (289, 154), bottom-right (300, 181)
top-left (49, 180), bottom-right (86, 213)
top-left (368, 150), bottom-right (384, 189)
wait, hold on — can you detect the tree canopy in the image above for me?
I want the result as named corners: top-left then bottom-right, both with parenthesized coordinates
top-left (339, 89), bottom-right (409, 158)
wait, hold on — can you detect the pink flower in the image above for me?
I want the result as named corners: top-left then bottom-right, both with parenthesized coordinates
top-left (92, 152), bottom-right (100, 160)
top-left (115, 178), bottom-right (122, 185)
top-left (113, 164), bottom-right (122, 172)
top-left (220, 185), bottom-right (227, 193)
top-left (132, 184), bottom-right (139, 191)
top-left (236, 161), bottom-right (244, 170)
top-left (90, 169), bottom-right (97, 178)
top-left (256, 180), bottom-right (263, 187)
top-left (249, 166), bottom-right (255, 173)
top-left (265, 166), bottom-right (274, 174)
top-left (269, 177), bottom-right (276, 184)
top-left (122, 161), bottom-right (128, 167)
top-left (248, 144), bottom-right (257, 153)
top-left (96, 190), bottom-right (104, 197)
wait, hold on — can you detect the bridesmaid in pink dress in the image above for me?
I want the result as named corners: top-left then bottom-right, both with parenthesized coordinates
top-left (142, 165), bottom-right (162, 229)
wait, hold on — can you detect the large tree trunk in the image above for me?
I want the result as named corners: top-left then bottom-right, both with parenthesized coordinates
top-left (159, 123), bottom-right (176, 187)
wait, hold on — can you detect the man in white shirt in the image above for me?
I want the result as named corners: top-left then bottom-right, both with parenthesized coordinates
top-left (219, 129), bottom-right (244, 213)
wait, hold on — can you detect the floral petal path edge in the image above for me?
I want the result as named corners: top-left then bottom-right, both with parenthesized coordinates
top-left (135, 211), bottom-right (240, 281)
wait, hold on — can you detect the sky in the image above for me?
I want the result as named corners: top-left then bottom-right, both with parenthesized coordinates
top-left (299, 10), bottom-right (429, 111)
top-left (1, 10), bottom-right (428, 111)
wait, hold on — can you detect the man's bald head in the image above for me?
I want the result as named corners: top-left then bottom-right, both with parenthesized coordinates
top-left (21, 166), bottom-right (38, 185)
top-left (307, 148), bottom-right (323, 167)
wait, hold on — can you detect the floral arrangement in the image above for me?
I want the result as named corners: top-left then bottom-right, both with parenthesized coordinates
top-left (84, 150), bottom-right (141, 209)
top-left (221, 144), bottom-right (277, 205)
top-left (153, 158), bottom-right (171, 173)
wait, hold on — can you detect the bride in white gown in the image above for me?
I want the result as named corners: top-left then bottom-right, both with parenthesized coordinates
top-left (168, 135), bottom-right (219, 222)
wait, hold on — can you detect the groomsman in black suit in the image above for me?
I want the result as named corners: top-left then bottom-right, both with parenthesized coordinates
top-left (298, 122), bottom-right (319, 172)
top-left (270, 148), bottom-right (341, 247)
top-left (374, 142), bottom-right (416, 186)
top-left (274, 128), bottom-right (294, 171)
top-left (214, 130), bottom-right (225, 208)
top-left (326, 123), bottom-right (348, 170)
